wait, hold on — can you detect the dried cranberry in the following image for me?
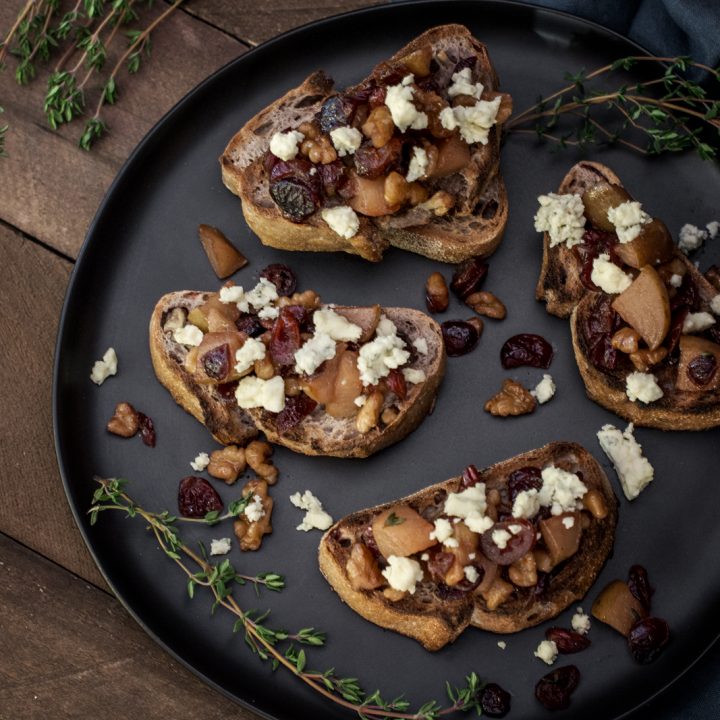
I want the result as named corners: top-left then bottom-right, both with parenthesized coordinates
top-left (269, 307), bottom-right (301, 365)
top-left (628, 565), bottom-right (654, 612)
top-left (545, 627), bottom-right (591, 653)
top-left (386, 368), bottom-right (407, 400)
top-left (373, 62), bottom-right (405, 87)
top-left (269, 157), bottom-right (319, 187)
top-left (450, 257), bottom-right (488, 300)
top-left (260, 263), bottom-right (297, 296)
top-left (137, 412), bottom-right (156, 448)
top-left (480, 519), bottom-right (535, 565)
top-left (534, 571), bottom-right (550, 597)
top-left (535, 666), bottom-right (580, 711)
top-left (426, 550), bottom-right (455, 583)
top-left (263, 151), bottom-right (279, 174)
top-left (461, 464), bottom-right (481, 488)
top-left (434, 583), bottom-right (465, 601)
top-left (317, 160), bottom-right (348, 197)
top-left (178, 476), bottom-right (223, 518)
top-left (201, 343), bottom-right (231, 381)
top-left (416, 76), bottom-right (439, 93)
top-left (441, 320), bottom-right (479, 357)
top-left (507, 467), bottom-right (543, 503)
top-left (354, 138), bottom-right (403, 178)
top-left (582, 295), bottom-right (625, 372)
top-left (235, 313), bottom-right (265, 338)
top-left (269, 179), bottom-right (318, 221)
top-left (573, 229), bottom-right (619, 291)
top-left (215, 381), bottom-right (239, 402)
top-left (627, 617), bottom-right (670, 664)
top-left (275, 393), bottom-right (318, 432)
top-left (688, 353), bottom-right (718, 386)
top-left (705, 325), bottom-right (720, 345)
top-left (318, 95), bottom-right (355, 133)
top-left (500, 334), bottom-right (553, 369)
top-left (360, 524), bottom-right (380, 558)
top-left (480, 683), bottom-right (511, 718)
top-left (281, 304), bottom-right (310, 328)
top-left (670, 274), bottom-right (700, 312)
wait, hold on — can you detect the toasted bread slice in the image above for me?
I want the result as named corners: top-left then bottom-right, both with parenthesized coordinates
top-left (221, 25), bottom-right (510, 263)
top-left (319, 442), bottom-right (617, 650)
top-left (150, 293), bottom-right (445, 456)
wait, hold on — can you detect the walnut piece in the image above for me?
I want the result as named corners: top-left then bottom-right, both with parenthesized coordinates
top-left (361, 105), bottom-right (394, 148)
top-left (466, 291), bottom-right (506, 320)
top-left (233, 478), bottom-right (273, 551)
top-left (356, 390), bottom-right (384, 433)
top-left (277, 290), bottom-right (320, 310)
top-left (484, 379), bottom-right (537, 417)
top-left (629, 347), bottom-right (668, 372)
top-left (107, 402), bottom-right (139, 437)
top-left (245, 440), bottom-right (278, 484)
top-left (611, 327), bottom-right (641, 354)
top-left (207, 445), bottom-right (246, 485)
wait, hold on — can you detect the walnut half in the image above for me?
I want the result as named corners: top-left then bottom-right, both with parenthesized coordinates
top-left (233, 478), bottom-right (273, 551)
top-left (484, 379), bottom-right (536, 417)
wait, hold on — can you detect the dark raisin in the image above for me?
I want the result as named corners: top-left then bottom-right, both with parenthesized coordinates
top-left (215, 381), bottom-right (239, 402)
top-left (441, 320), bottom-right (479, 357)
top-left (500, 334), bottom-right (553, 369)
top-left (269, 307), bottom-right (301, 365)
top-left (201, 343), bottom-right (231, 381)
top-left (260, 263), bottom-right (297, 296)
top-left (688, 353), bottom-right (718, 386)
top-left (628, 617), bottom-right (670, 664)
top-left (545, 627), bottom-right (591, 653)
top-left (426, 550), bottom-right (455, 583)
top-left (269, 157), bottom-right (321, 193)
top-left (354, 137), bottom-right (403, 178)
top-left (450, 257), bottom-right (488, 300)
top-left (670, 273), bottom-right (700, 312)
top-left (386, 368), bottom-right (407, 400)
top-left (535, 666), bottom-right (581, 711)
top-left (360, 525), bottom-right (380, 558)
top-left (480, 519), bottom-right (535, 565)
top-left (507, 466), bottom-right (543, 502)
top-left (628, 564), bottom-right (654, 612)
top-left (317, 160), bottom-right (349, 197)
top-left (434, 583), bottom-right (465, 601)
top-left (235, 313), bottom-right (265, 338)
top-left (270, 179), bottom-right (317, 221)
top-left (461, 464), bottom-right (481, 488)
top-left (178, 476), bottom-right (223, 518)
top-left (480, 683), bottom-right (511, 718)
top-left (665, 307), bottom-right (689, 360)
top-left (275, 393), bottom-right (318, 433)
top-left (137, 412), bottom-right (156, 448)
top-left (318, 95), bottom-right (355, 133)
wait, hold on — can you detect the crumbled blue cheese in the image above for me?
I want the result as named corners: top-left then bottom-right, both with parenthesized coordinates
top-left (571, 607), bottom-right (591, 635)
top-left (508, 523), bottom-right (523, 535)
top-left (707, 221), bottom-right (720, 239)
top-left (534, 193), bottom-right (586, 248)
top-left (447, 67), bottom-right (483, 99)
top-left (444, 485), bottom-right (494, 534)
top-left (329, 126), bottom-right (362, 156)
top-left (497, 641), bottom-right (507, 650)
top-left (678, 223), bottom-right (708, 254)
top-left (682, 311), bottom-right (716, 334)
top-left (463, 565), bottom-right (480, 583)
top-left (591, 254), bottom-right (633, 294)
top-left (492, 528), bottom-right (512, 549)
top-left (512, 489), bottom-right (541, 519)
top-left (357, 319), bottom-right (410, 386)
top-left (244, 494), bottom-right (266, 523)
top-left (597, 422), bottom-right (654, 500)
top-left (625, 371), bottom-right (663, 404)
top-left (234, 337), bottom-right (266, 374)
top-left (313, 308), bottom-right (362, 342)
top-left (376, 315), bottom-right (397, 337)
top-left (220, 279), bottom-right (279, 318)
top-left (289, 490), bottom-right (333, 531)
top-left (406, 146), bottom-right (429, 182)
top-left (712, 295), bottom-right (720, 316)
top-left (190, 452), bottom-right (210, 472)
top-left (402, 367), bottom-right (426, 384)
top-left (235, 375), bottom-right (285, 412)
top-left (382, 555), bottom-right (424, 594)
top-left (294, 332), bottom-right (336, 375)
top-left (210, 538), bottom-right (232, 556)
top-left (534, 639), bottom-right (558, 665)
top-left (413, 337), bottom-right (428, 355)
top-left (321, 206), bottom-right (360, 239)
top-left (607, 201), bottom-right (651, 244)
top-left (429, 517), bottom-right (454, 544)
top-left (439, 96), bottom-right (501, 145)
top-left (90, 347), bottom-right (118, 385)
top-left (219, 285), bottom-right (245, 304)
top-left (538, 466), bottom-right (588, 516)
top-left (384, 75), bottom-right (428, 132)
top-left (670, 273), bottom-right (684, 288)
top-left (562, 516), bottom-right (575, 529)
top-left (269, 130), bottom-right (304, 161)
top-left (173, 324), bottom-right (203, 347)
top-left (354, 394), bottom-right (367, 407)
top-left (531, 374), bottom-right (556, 404)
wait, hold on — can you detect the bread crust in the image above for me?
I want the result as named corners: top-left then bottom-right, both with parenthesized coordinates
top-left (319, 441), bottom-right (617, 650)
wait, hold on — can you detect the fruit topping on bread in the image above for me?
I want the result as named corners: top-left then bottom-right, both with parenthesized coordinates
top-left (319, 442), bottom-right (617, 650)
top-left (221, 25), bottom-right (512, 263)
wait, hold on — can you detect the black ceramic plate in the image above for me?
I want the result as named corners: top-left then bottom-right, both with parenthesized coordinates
top-left (54, 2), bottom-right (720, 719)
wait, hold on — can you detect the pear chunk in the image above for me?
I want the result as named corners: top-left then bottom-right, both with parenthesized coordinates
top-left (582, 183), bottom-right (633, 232)
top-left (676, 336), bottom-right (720, 392)
top-left (612, 266), bottom-right (670, 350)
top-left (372, 506), bottom-right (436, 559)
top-left (592, 580), bottom-right (647, 636)
top-left (614, 218), bottom-right (675, 269)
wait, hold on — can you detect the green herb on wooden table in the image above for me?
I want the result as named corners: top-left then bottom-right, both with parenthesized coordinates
top-left (89, 477), bottom-right (496, 720)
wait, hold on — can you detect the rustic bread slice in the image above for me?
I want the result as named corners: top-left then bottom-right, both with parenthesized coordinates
top-left (220, 24), bottom-right (510, 263)
top-left (535, 161), bottom-right (622, 318)
top-left (150, 295), bottom-right (445, 456)
top-left (319, 441), bottom-right (617, 650)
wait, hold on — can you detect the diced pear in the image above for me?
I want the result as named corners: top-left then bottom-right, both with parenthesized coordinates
top-left (372, 506), bottom-right (436, 559)
top-left (539, 512), bottom-right (581, 567)
top-left (614, 219), bottom-right (674, 269)
top-left (592, 580), bottom-right (647, 636)
top-left (676, 336), bottom-right (720, 391)
top-left (582, 183), bottom-right (633, 231)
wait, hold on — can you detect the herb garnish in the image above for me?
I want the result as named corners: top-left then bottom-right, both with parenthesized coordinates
top-left (384, 511), bottom-right (406, 527)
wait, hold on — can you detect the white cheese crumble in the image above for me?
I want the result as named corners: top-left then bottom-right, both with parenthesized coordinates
top-left (244, 494), bottom-right (266, 523)
top-left (712, 295), bottom-right (720, 316)
top-left (439, 96), bottom-right (501, 145)
top-left (497, 641), bottom-right (507, 650)
top-left (607, 201), bottom-right (651, 244)
top-left (534, 639), bottom-right (558, 665)
top-left (413, 337), bottom-right (428, 355)
top-left (531, 374), bottom-right (556, 404)
top-left (562, 516), bottom-right (575, 529)
top-left (329, 126), bottom-right (362, 156)
top-left (354, 395), bottom-right (367, 407)
top-left (294, 332), bottom-right (337, 375)
top-left (209, 538), bottom-right (232, 556)
top-left (625, 371), bottom-right (664, 404)
top-left (357, 319), bottom-right (410, 386)
top-left (313, 308), bottom-right (362, 342)
top-left (289, 490), bottom-right (333, 532)
top-left (492, 529), bottom-right (512, 549)
top-left (678, 223), bottom-right (708, 254)
top-left (382, 555), bottom-right (424, 594)
top-left (429, 518), bottom-right (454, 544)
top-left (707, 220), bottom-right (720, 239)
top-left (682, 311), bottom-right (716, 334)
top-left (597, 422), bottom-right (654, 500)
top-left (384, 75), bottom-right (428, 132)
top-left (90, 347), bottom-right (118, 385)
top-left (571, 608), bottom-right (591, 635)
top-left (444, 484), bottom-right (487, 519)
top-left (538, 466), bottom-right (588, 516)
top-left (508, 523), bottom-right (523, 535)
top-left (235, 375), bottom-right (285, 413)
top-left (234, 337), bottom-right (266, 374)
top-left (173, 324), bottom-right (203, 347)
top-left (406, 146), bottom-right (429, 183)
top-left (534, 193), bottom-right (586, 249)
top-left (245, 278), bottom-right (279, 317)
top-left (512, 489), bottom-right (541, 519)
top-left (420, 552), bottom-right (430, 561)
top-left (402, 367), bottom-right (426, 384)
top-left (669, 273), bottom-right (684, 288)
top-left (591, 254), bottom-right (633, 294)
top-left (219, 285), bottom-right (245, 305)
top-left (190, 452), bottom-right (210, 472)
top-left (321, 206), bottom-right (360, 239)
top-left (447, 67), bottom-right (483, 100)
top-left (269, 130), bottom-right (304, 161)
top-left (463, 565), bottom-right (480, 583)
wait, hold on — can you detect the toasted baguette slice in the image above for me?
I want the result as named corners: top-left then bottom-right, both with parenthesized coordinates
top-left (536, 161), bottom-right (622, 318)
top-left (221, 25), bottom-right (510, 263)
top-left (319, 442), bottom-right (617, 650)
top-left (150, 293), bottom-right (445, 456)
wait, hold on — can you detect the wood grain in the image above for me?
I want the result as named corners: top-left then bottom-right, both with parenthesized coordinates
top-left (0, 532), bottom-right (257, 720)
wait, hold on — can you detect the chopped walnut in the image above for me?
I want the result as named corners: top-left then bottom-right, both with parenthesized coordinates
top-left (382, 587), bottom-right (406, 602)
top-left (300, 131), bottom-right (337, 164)
top-left (245, 440), bottom-right (278, 484)
top-left (381, 406), bottom-right (399, 425)
top-left (207, 445), bottom-right (246, 485)
top-left (465, 291), bottom-right (506, 320)
top-left (508, 552), bottom-right (538, 587)
top-left (107, 402), bottom-right (139, 437)
top-left (253, 354), bottom-right (275, 380)
top-left (484, 379), bottom-right (537, 417)
top-left (277, 290), bottom-right (320, 310)
top-left (425, 271), bottom-right (449, 313)
top-left (480, 577), bottom-right (514, 610)
top-left (233, 478), bottom-right (273, 551)
top-left (419, 191), bottom-right (454, 216)
top-left (611, 327), bottom-right (640, 354)
top-left (361, 105), bottom-right (395, 148)
top-left (356, 390), bottom-right (384, 433)
top-left (383, 172), bottom-right (426, 207)
top-left (629, 347), bottom-right (668, 372)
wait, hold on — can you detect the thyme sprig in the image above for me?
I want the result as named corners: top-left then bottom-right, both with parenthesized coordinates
top-left (89, 477), bottom-right (493, 719)
top-left (506, 55), bottom-right (720, 160)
